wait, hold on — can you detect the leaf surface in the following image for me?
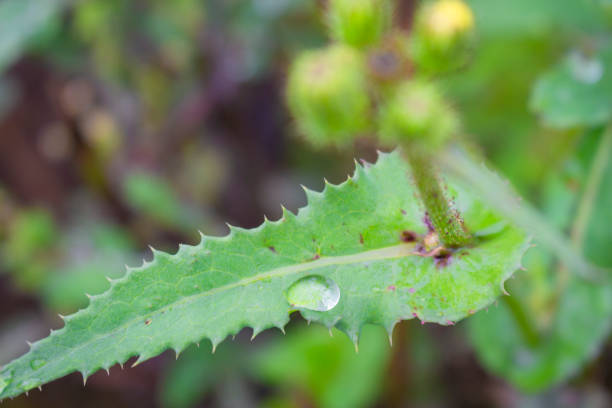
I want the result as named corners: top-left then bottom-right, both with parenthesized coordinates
top-left (0, 151), bottom-right (528, 399)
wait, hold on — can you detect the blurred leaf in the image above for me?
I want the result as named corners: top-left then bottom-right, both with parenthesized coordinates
top-left (531, 44), bottom-right (612, 129)
top-left (443, 35), bottom-right (561, 193)
top-left (2, 206), bottom-right (136, 313)
top-left (42, 224), bottom-right (136, 313)
top-left (2, 209), bottom-right (58, 290)
top-left (159, 340), bottom-right (241, 408)
top-left (467, 0), bottom-right (607, 37)
top-left (123, 171), bottom-right (194, 230)
top-left (43, 259), bottom-right (122, 313)
top-left (0, 151), bottom-right (528, 399)
top-left (4, 210), bottom-right (56, 262)
top-left (252, 324), bottom-right (390, 408)
top-left (468, 126), bottom-right (612, 391)
top-left (0, 0), bottom-right (66, 72)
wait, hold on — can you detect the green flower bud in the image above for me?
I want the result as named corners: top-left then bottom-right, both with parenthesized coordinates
top-left (378, 80), bottom-right (459, 148)
top-left (410, 0), bottom-right (475, 75)
top-left (287, 45), bottom-right (370, 147)
top-left (327, 0), bottom-right (391, 49)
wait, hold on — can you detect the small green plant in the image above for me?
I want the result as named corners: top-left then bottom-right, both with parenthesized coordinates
top-left (1, 0), bottom-right (610, 401)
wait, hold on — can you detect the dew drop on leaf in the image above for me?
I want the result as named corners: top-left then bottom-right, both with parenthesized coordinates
top-left (568, 51), bottom-right (603, 84)
top-left (18, 378), bottom-right (40, 391)
top-left (30, 359), bottom-right (46, 370)
top-left (285, 275), bottom-right (340, 311)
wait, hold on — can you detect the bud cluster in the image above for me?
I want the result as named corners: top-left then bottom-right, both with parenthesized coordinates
top-left (286, 0), bottom-right (474, 149)
top-left (410, 0), bottom-right (476, 74)
top-left (286, 45), bottom-right (370, 147)
top-left (378, 80), bottom-right (458, 148)
top-left (327, 0), bottom-right (391, 49)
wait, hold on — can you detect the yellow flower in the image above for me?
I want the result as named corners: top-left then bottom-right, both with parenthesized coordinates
top-left (425, 0), bottom-right (474, 38)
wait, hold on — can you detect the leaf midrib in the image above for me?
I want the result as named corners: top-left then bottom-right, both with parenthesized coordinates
top-left (22, 242), bottom-right (417, 382)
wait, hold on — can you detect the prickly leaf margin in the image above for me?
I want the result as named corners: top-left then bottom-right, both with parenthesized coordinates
top-left (0, 151), bottom-right (528, 399)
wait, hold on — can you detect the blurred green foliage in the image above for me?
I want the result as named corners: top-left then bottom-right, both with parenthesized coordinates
top-left (531, 45), bottom-right (612, 129)
top-left (1, 210), bottom-right (135, 313)
top-left (123, 171), bottom-right (206, 232)
top-left (0, 0), bottom-right (66, 71)
top-left (160, 340), bottom-right (243, 408)
top-left (469, 127), bottom-right (612, 391)
top-left (3, 209), bottom-right (58, 290)
top-left (252, 325), bottom-right (390, 408)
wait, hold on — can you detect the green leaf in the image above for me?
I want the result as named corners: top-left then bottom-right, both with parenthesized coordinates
top-left (530, 44), bottom-right (612, 129)
top-left (0, 0), bottom-right (67, 72)
top-left (467, 126), bottom-right (612, 392)
top-left (252, 324), bottom-right (390, 408)
top-left (0, 151), bottom-right (528, 399)
top-left (2, 209), bottom-right (58, 290)
top-left (159, 340), bottom-right (242, 408)
top-left (467, 0), bottom-right (608, 37)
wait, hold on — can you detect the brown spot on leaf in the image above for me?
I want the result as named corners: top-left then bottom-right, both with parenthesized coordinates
top-left (359, 233), bottom-right (364, 244)
top-left (400, 230), bottom-right (417, 242)
top-left (145, 319), bottom-right (152, 326)
top-left (268, 246), bottom-right (276, 253)
top-left (433, 248), bottom-right (452, 267)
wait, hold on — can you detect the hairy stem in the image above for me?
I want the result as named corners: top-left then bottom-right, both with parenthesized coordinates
top-left (404, 145), bottom-right (472, 247)
top-left (440, 145), bottom-right (607, 281)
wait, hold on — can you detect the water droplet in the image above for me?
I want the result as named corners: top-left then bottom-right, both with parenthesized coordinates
top-left (30, 359), bottom-right (46, 370)
top-left (285, 275), bottom-right (340, 311)
top-left (568, 51), bottom-right (603, 84)
top-left (19, 378), bottom-right (40, 391)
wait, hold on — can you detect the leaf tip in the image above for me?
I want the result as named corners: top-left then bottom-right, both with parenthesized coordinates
top-left (131, 357), bottom-right (143, 368)
top-left (80, 372), bottom-right (88, 387)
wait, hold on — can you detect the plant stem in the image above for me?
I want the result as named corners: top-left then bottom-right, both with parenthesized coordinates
top-left (404, 145), bottom-right (472, 248)
top-left (440, 145), bottom-right (607, 281)
top-left (502, 295), bottom-right (540, 347)
top-left (571, 123), bottom-right (612, 251)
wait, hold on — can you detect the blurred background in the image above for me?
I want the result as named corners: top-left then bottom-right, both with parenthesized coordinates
top-left (0, 0), bottom-right (611, 407)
